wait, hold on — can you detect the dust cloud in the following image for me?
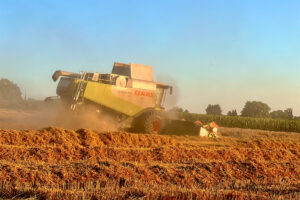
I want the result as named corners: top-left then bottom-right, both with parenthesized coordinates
top-left (156, 74), bottom-right (181, 120)
top-left (0, 73), bottom-right (181, 130)
top-left (0, 103), bottom-right (118, 131)
top-left (156, 74), bottom-right (179, 110)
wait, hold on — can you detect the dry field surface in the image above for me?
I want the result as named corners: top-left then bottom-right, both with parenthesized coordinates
top-left (0, 109), bottom-right (299, 199)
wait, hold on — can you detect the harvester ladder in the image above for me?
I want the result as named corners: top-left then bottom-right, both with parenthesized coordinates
top-left (71, 72), bottom-right (87, 111)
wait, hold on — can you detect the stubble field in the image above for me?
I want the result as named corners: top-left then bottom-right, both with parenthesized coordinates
top-left (0, 109), bottom-right (299, 199)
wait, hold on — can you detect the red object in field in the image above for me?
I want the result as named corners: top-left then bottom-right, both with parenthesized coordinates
top-left (210, 122), bottom-right (218, 128)
top-left (194, 120), bottom-right (202, 126)
top-left (152, 120), bottom-right (161, 134)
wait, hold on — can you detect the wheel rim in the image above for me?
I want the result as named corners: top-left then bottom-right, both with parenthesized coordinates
top-left (152, 119), bottom-right (161, 133)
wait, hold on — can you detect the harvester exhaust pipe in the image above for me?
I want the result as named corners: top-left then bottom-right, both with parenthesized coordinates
top-left (52, 70), bottom-right (82, 82)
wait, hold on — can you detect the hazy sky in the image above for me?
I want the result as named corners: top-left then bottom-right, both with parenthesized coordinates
top-left (0, 0), bottom-right (299, 115)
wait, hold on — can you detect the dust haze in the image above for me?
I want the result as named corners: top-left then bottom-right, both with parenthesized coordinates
top-left (0, 103), bottom-right (118, 131)
top-left (0, 73), bottom-right (180, 130)
top-left (156, 74), bottom-right (182, 120)
top-left (156, 74), bottom-right (179, 110)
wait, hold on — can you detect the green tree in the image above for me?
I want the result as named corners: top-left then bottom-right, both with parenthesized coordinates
top-left (294, 116), bottom-right (300, 120)
top-left (284, 108), bottom-right (293, 119)
top-left (0, 79), bottom-right (22, 103)
top-left (270, 110), bottom-right (289, 119)
top-left (227, 109), bottom-right (237, 116)
top-left (232, 109), bottom-right (238, 116)
top-left (206, 104), bottom-right (222, 115)
top-left (241, 101), bottom-right (270, 118)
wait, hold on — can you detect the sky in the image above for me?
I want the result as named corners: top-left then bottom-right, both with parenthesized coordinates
top-left (0, 0), bottom-right (299, 115)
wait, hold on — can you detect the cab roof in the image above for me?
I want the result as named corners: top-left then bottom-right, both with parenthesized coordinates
top-left (112, 62), bottom-right (153, 81)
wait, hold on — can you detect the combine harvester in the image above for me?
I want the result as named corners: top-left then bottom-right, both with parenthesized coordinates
top-left (51, 62), bottom-right (217, 136)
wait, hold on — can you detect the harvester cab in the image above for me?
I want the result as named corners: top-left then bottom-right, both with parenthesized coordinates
top-left (52, 62), bottom-right (173, 134)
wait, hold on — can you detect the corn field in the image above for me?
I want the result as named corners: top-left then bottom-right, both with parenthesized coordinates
top-left (179, 113), bottom-right (300, 133)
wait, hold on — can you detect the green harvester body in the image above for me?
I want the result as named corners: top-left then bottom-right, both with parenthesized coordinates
top-left (52, 62), bottom-right (173, 133)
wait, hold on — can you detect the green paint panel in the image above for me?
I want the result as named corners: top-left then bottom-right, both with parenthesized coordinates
top-left (83, 82), bottom-right (143, 116)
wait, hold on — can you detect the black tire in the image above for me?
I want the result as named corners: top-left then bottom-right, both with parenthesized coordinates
top-left (133, 112), bottom-right (164, 134)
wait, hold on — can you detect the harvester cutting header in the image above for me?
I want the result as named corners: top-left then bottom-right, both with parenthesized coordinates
top-left (52, 62), bottom-right (173, 134)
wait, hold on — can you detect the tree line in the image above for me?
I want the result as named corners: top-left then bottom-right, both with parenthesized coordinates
top-left (1, 78), bottom-right (298, 119)
top-left (0, 78), bottom-right (45, 109)
top-left (205, 102), bottom-right (296, 120)
top-left (172, 101), bottom-right (298, 120)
